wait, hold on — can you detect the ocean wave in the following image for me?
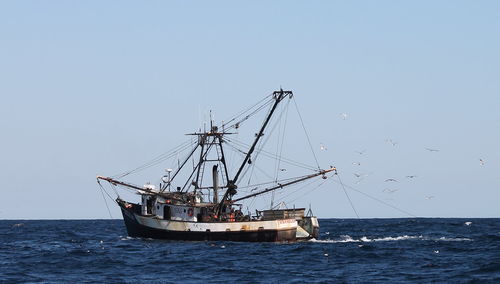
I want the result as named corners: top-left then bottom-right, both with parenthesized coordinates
top-left (437, 236), bottom-right (472, 241)
top-left (309, 235), bottom-right (472, 243)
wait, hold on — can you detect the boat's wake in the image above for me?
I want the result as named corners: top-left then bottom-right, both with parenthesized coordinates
top-left (309, 235), bottom-right (472, 243)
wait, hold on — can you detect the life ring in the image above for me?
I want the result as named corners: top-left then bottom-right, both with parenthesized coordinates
top-left (187, 208), bottom-right (194, 217)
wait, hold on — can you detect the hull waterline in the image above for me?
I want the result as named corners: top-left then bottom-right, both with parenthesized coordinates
top-left (120, 205), bottom-right (297, 242)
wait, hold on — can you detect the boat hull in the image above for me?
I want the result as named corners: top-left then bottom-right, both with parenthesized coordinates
top-left (120, 205), bottom-right (297, 242)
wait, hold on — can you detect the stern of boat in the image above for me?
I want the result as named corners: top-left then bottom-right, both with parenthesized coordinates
top-left (297, 216), bottom-right (320, 240)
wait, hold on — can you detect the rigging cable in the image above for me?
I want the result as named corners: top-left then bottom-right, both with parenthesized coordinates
top-left (286, 177), bottom-right (329, 205)
top-left (292, 96), bottom-right (321, 170)
top-left (97, 180), bottom-right (114, 219)
top-left (274, 98), bottom-right (290, 181)
top-left (112, 138), bottom-right (195, 179)
top-left (226, 137), bottom-right (318, 171)
top-left (242, 99), bottom-right (278, 186)
top-left (336, 174), bottom-right (360, 219)
top-left (330, 177), bottom-right (417, 217)
top-left (222, 95), bottom-right (274, 131)
top-left (272, 175), bottom-right (325, 205)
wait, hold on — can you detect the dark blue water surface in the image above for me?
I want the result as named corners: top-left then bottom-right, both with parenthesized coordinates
top-left (1, 218), bottom-right (499, 283)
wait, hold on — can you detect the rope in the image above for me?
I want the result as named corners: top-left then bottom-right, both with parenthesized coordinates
top-left (286, 177), bottom-right (329, 204)
top-left (292, 96), bottom-right (321, 170)
top-left (272, 175), bottom-right (325, 204)
top-left (330, 177), bottom-right (417, 217)
top-left (274, 99), bottom-right (290, 182)
top-left (226, 138), bottom-right (317, 171)
top-left (112, 138), bottom-right (195, 179)
top-left (222, 95), bottom-right (274, 131)
top-left (97, 180), bottom-right (113, 219)
top-left (238, 100), bottom-right (276, 185)
top-left (337, 175), bottom-right (360, 219)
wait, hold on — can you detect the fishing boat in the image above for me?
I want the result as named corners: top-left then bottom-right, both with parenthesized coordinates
top-left (97, 89), bottom-right (336, 242)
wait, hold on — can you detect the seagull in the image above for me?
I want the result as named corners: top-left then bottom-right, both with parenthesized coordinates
top-left (340, 113), bottom-right (348, 120)
top-left (406, 175), bottom-right (417, 179)
top-left (354, 179), bottom-right (365, 184)
top-left (354, 150), bottom-right (366, 155)
top-left (479, 159), bottom-right (485, 166)
top-left (386, 139), bottom-right (398, 146)
top-left (425, 148), bottom-right (440, 152)
top-left (352, 162), bottom-right (361, 166)
top-left (279, 168), bottom-right (287, 172)
top-left (425, 196), bottom-right (435, 200)
top-left (320, 143), bottom-right (327, 151)
top-left (354, 172), bottom-right (371, 184)
top-left (383, 188), bottom-right (398, 193)
top-left (385, 178), bottom-right (398, 182)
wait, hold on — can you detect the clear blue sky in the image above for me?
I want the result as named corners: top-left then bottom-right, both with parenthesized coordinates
top-left (1, 1), bottom-right (499, 219)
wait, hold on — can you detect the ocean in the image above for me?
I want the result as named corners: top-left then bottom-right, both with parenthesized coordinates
top-left (1, 218), bottom-right (499, 283)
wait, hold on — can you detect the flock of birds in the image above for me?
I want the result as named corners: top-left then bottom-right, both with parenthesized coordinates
top-left (315, 113), bottom-right (489, 202)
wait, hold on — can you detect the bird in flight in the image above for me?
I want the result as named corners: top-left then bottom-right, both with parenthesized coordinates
top-left (352, 162), bottom-right (361, 166)
top-left (383, 188), bottom-right (398, 193)
top-left (479, 159), bottom-right (485, 166)
top-left (354, 172), bottom-right (372, 184)
top-left (340, 113), bottom-right (348, 120)
top-left (354, 172), bottom-right (371, 178)
top-left (385, 178), bottom-right (398, 182)
top-left (425, 148), bottom-right (440, 152)
top-left (320, 143), bottom-right (327, 151)
top-left (406, 175), bottom-right (417, 179)
top-left (386, 139), bottom-right (398, 146)
top-left (425, 196), bottom-right (435, 200)
top-left (354, 150), bottom-right (366, 155)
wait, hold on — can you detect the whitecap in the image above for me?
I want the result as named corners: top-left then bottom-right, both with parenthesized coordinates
top-left (355, 235), bottom-right (423, 242)
top-left (371, 235), bottom-right (421, 242)
top-left (309, 235), bottom-right (471, 243)
top-left (308, 236), bottom-right (358, 243)
top-left (464, 221), bottom-right (472, 226)
top-left (437, 237), bottom-right (472, 242)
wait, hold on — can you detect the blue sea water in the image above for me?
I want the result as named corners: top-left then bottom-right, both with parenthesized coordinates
top-left (1, 218), bottom-right (499, 283)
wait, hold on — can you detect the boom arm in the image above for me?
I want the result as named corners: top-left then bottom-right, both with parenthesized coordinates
top-left (231, 167), bottom-right (337, 203)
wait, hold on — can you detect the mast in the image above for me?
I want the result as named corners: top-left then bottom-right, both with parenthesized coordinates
top-left (215, 89), bottom-right (292, 216)
top-left (230, 89), bottom-right (292, 187)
